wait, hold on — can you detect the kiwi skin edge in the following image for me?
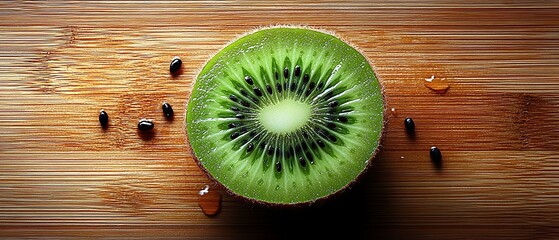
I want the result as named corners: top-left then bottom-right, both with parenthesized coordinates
top-left (184, 25), bottom-right (387, 208)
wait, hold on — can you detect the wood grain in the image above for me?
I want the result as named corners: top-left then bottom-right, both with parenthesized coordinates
top-left (1, 1), bottom-right (559, 239)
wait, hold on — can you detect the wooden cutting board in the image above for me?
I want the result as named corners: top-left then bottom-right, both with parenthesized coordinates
top-left (1, 1), bottom-right (558, 239)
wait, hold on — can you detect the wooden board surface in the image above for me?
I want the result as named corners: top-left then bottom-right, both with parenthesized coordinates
top-left (1, 1), bottom-right (559, 239)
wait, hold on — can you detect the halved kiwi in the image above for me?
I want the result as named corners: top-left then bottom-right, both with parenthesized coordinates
top-left (186, 27), bottom-right (384, 206)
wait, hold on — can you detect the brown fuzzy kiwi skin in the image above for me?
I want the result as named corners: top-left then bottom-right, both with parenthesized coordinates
top-left (184, 25), bottom-right (387, 208)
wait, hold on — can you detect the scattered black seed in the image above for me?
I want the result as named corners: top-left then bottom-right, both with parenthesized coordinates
top-left (299, 156), bottom-right (306, 167)
top-left (230, 132), bottom-right (239, 140)
top-left (245, 76), bottom-right (254, 85)
top-left (266, 85), bottom-right (272, 94)
top-left (267, 146), bottom-right (274, 155)
top-left (239, 127), bottom-right (247, 134)
top-left (305, 89), bottom-right (312, 97)
top-left (246, 143), bottom-right (254, 153)
top-left (317, 140), bottom-right (325, 148)
top-left (99, 110), bottom-right (108, 127)
top-left (228, 123), bottom-right (237, 129)
top-left (294, 65), bottom-right (301, 77)
top-left (231, 106), bottom-right (239, 111)
top-left (317, 83), bottom-right (324, 89)
top-left (328, 101), bottom-right (338, 108)
top-left (241, 100), bottom-right (250, 107)
top-left (235, 113), bottom-right (245, 119)
top-left (259, 142), bottom-right (266, 149)
top-left (303, 74), bottom-right (310, 83)
top-left (404, 117), bottom-right (415, 133)
top-left (327, 122), bottom-right (336, 129)
top-left (275, 161), bottom-right (282, 172)
top-left (274, 72), bottom-right (279, 80)
top-left (229, 95), bottom-right (238, 102)
top-left (276, 83), bottom-right (282, 93)
top-left (283, 68), bottom-right (289, 78)
top-left (302, 131), bottom-right (309, 139)
top-left (430, 146), bottom-right (442, 162)
top-left (240, 89), bottom-right (248, 96)
top-left (169, 57), bottom-right (182, 74)
top-left (249, 131), bottom-right (256, 137)
top-left (290, 82), bottom-right (296, 92)
top-left (162, 102), bottom-right (174, 118)
top-left (253, 87), bottom-right (263, 97)
top-left (138, 119), bottom-right (154, 131)
top-left (338, 116), bottom-right (348, 123)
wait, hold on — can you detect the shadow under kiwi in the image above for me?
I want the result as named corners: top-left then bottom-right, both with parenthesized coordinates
top-left (229, 152), bottom-right (400, 239)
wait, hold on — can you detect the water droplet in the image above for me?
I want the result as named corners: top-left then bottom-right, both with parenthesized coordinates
top-left (424, 76), bottom-right (449, 94)
top-left (198, 185), bottom-right (222, 217)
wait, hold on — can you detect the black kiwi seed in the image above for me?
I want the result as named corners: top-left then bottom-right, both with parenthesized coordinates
top-left (241, 100), bottom-right (250, 107)
top-left (275, 161), bottom-right (282, 172)
top-left (294, 145), bottom-right (302, 154)
top-left (231, 106), bottom-right (239, 111)
top-left (170, 57), bottom-right (181, 74)
top-left (266, 85), bottom-right (273, 94)
top-left (317, 82), bottom-right (324, 89)
top-left (267, 146), bottom-right (274, 155)
top-left (229, 95), bottom-right (238, 102)
top-left (305, 89), bottom-right (312, 97)
top-left (275, 71), bottom-right (279, 80)
top-left (299, 156), bottom-right (306, 167)
top-left (276, 83), bottom-right (282, 93)
top-left (308, 82), bottom-right (316, 90)
top-left (305, 151), bottom-right (314, 163)
top-left (240, 89), bottom-right (248, 96)
top-left (338, 116), bottom-right (348, 123)
top-left (235, 113), bottom-right (245, 119)
top-left (228, 122), bottom-right (237, 129)
top-left (245, 76), bottom-right (254, 85)
top-left (317, 140), bottom-right (325, 148)
top-left (328, 101), bottom-right (338, 108)
top-left (430, 146), bottom-right (442, 162)
top-left (138, 119), bottom-right (154, 131)
top-left (283, 67), bottom-right (289, 78)
top-left (240, 127), bottom-right (248, 134)
top-left (327, 122), bottom-right (336, 129)
top-left (303, 74), bottom-right (310, 83)
top-left (294, 65), bottom-right (301, 77)
top-left (162, 102), bottom-right (174, 118)
top-left (230, 132), bottom-right (240, 140)
top-left (290, 82), bottom-right (296, 92)
top-left (99, 110), bottom-right (108, 127)
top-left (404, 117), bottom-right (415, 133)
top-left (246, 143), bottom-right (254, 153)
top-left (253, 87), bottom-right (263, 97)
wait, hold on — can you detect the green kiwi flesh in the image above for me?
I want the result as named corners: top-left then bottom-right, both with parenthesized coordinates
top-left (186, 27), bottom-right (384, 205)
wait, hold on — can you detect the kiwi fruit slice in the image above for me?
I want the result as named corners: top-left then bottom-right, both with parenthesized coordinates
top-left (186, 27), bottom-right (384, 206)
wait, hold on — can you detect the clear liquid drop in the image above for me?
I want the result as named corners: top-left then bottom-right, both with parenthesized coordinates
top-left (198, 185), bottom-right (222, 217)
